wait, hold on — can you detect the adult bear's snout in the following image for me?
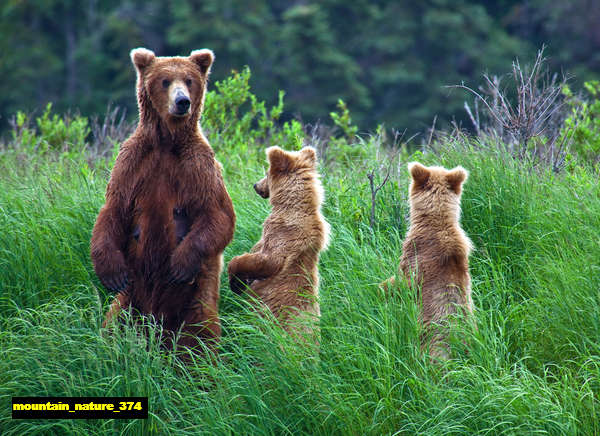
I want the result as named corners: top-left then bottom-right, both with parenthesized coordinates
top-left (175, 94), bottom-right (191, 114)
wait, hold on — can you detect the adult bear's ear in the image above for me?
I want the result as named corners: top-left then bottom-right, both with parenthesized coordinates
top-left (446, 166), bottom-right (468, 194)
top-left (190, 49), bottom-right (214, 75)
top-left (300, 146), bottom-right (317, 167)
top-left (408, 162), bottom-right (430, 188)
top-left (130, 48), bottom-right (155, 74)
top-left (266, 146), bottom-right (292, 173)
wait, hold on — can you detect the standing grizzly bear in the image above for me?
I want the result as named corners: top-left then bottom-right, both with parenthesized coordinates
top-left (228, 146), bottom-right (330, 337)
top-left (384, 162), bottom-right (473, 359)
top-left (91, 48), bottom-right (235, 353)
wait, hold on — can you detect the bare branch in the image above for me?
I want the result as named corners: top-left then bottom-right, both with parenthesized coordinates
top-left (463, 103), bottom-right (479, 135)
top-left (427, 115), bottom-right (438, 148)
top-left (452, 47), bottom-right (573, 170)
top-left (366, 130), bottom-right (405, 230)
top-left (446, 83), bottom-right (505, 127)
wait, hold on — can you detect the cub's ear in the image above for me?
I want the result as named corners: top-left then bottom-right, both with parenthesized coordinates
top-left (300, 146), bottom-right (317, 167)
top-left (446, 166), bottom-right (468, 194)
top-left (266, 146), bottom-right (292, 173)
top-left (408, 162), bottom-right (430, 187)
top-left (190, 49), bottom-right (214, 75)
top-left (130, 48), bottom-right (155, 73)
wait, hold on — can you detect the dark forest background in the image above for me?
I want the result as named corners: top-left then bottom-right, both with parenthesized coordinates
top-left (2, 0), bottom-right (600, 135)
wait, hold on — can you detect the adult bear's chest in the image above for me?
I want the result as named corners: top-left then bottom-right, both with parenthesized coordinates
top-left (127, 152), bottom-right (200, 267)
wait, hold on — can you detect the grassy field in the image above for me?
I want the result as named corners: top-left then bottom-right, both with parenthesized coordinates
top-left (0, 104), bottom-right (599, 434)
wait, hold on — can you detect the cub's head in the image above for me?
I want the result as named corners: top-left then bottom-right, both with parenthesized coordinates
top-left (407, 162), bottom-right (468, 219)
top-left (254, 146), bottom-right (319, 203)
top-left (130, 47), bottom-right (214, 124)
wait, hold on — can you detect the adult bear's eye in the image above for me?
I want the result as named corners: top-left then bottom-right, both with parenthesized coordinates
top-left (185, 78), bottom-right (192, 87)
top-left (162, 79), bottom-right (170, 88)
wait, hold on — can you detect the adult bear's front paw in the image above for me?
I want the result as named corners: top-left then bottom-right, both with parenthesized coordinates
top-left (168, 249), bottom-right (199, 284)
top-left (92, 247), bottom-right (130, 293)
top-left (97, 264), bottom-right (130, 293)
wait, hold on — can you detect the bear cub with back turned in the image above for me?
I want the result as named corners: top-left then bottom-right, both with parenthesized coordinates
top-left (385, 162), bottom-right (474, 359)
top-left (228, 146), bottom-right (330, 337)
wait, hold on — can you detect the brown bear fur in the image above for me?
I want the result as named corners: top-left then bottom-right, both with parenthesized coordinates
top-left (384, 162), bottom-right (473, 359)
top-left (91, 48), bottom-right (235, 353)
top-left (227, 146), bottom-right (330, 337)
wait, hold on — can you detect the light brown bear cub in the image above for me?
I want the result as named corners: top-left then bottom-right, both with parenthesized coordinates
top-left (386, 162), bottom-right (473, 359)
top-left (228, 146), bottom-right (330, 336)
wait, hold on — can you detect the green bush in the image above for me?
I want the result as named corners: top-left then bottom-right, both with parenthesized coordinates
top-left (10, 103), bottom-right (90, 156)
top-left (323, 99), bottom-right (367, 166)
top-left (203, 67), bottom-right (305, 166)
top-left (561, 80), bottom-right (600, 164)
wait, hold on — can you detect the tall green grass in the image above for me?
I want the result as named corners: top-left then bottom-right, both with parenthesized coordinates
top-left (0, 135), bottom-right (599, 434)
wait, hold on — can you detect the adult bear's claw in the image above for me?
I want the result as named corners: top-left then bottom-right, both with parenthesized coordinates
top-left (102, 271), bottom-right (129, 293)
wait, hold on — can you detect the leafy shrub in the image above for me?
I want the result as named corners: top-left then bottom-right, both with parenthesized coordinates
top-left (10, 103), bottom-right (90, 155)
top-left (561, 80), bottom-right (600, 165)
top-left (203, 67), bottom-right (305, 160)
top-left (322, 99), bottom-right (366, 166)
top-left (330, 99), bottom-right (358, 140)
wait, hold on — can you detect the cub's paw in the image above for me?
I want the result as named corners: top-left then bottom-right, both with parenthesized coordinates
top-left (229, 275), bottom-right (250, 295)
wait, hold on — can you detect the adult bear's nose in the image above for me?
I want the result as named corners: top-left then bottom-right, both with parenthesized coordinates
top-left (175, 95), bottom-right (190, 113)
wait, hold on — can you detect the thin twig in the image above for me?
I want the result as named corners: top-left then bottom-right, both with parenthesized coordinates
top-left (427, 115), bottom-right (438, 148)
top-left (366, 131), bottom-right (405, 230)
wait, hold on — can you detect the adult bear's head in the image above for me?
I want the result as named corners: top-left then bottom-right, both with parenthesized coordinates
top-left (130, 47), bottom-right (214, 128)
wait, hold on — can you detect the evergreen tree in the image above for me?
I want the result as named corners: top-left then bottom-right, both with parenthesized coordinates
top-left (0, 0), bottom-right (598, 134)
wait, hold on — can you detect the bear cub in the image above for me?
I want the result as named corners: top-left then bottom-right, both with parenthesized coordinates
top-left (386, 162), bottom-right (474, 359)
top-left (228, 146), bottom-right (330, 337)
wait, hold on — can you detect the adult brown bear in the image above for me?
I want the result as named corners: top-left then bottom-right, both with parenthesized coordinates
top-left (91, 48), bottom-right (235, 353)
